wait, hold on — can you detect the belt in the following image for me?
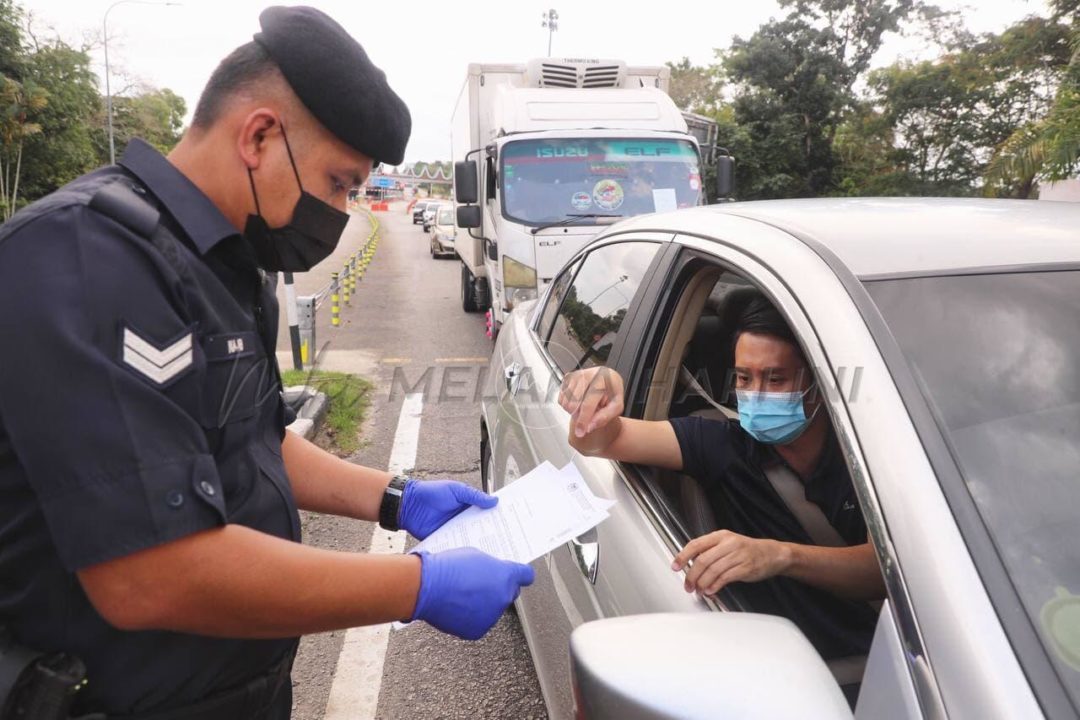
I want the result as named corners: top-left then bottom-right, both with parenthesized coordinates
top-left (108, 648), bottom-right (295, 720)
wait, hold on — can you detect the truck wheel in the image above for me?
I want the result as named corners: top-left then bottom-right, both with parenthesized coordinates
top-left (461, 263), bottom-right (479, 313)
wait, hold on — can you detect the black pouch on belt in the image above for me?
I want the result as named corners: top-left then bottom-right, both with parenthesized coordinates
top-left (0, 626), bottom-right (99, 720)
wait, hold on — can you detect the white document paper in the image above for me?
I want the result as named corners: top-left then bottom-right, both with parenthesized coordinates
top-left (652, 188), bottom-right (678, 213)
top-left (412, 461), bottom-right (615, 565)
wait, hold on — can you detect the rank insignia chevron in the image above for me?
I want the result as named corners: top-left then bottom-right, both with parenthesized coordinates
top-left (121, 327), bottom-right (194, 385)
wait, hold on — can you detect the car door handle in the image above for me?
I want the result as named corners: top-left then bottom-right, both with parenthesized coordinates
top-left (568, 528), bottom-right (599, 584)
top-left (504, 362), bottom-right (523, 394)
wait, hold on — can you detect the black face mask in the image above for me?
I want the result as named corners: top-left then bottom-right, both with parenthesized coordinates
top-left (243, 126), bottom-right (350, 272)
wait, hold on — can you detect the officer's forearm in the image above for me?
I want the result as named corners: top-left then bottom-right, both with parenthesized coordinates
top-left (78, 524), bottom-right (421, 637)
top-left (281, 429), bottom-right (390, 521)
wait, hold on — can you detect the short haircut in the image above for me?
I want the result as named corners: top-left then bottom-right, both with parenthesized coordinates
top-left (191, 42), bottom-right (281, 129)
top-left (732, 294), bottom-right (805, 364)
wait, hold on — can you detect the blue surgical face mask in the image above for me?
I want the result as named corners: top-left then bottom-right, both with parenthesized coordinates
top-left (737, 385), bottom-right (819, 445)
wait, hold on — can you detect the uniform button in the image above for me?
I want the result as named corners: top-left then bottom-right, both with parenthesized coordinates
top-left (199, 480), bottom-right (216, 497)
top-left (166, 490), bottom-right (184, 508)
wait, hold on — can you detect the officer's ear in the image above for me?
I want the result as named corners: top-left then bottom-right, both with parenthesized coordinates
top-left (237, 109), bottom-right (281, 170)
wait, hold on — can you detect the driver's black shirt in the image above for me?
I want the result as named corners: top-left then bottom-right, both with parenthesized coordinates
top-left (669, 416), bottom-right (879, 660)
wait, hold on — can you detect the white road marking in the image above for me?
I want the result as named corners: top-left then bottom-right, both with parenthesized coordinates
top-left (323, 392), bottom-right (423, 720)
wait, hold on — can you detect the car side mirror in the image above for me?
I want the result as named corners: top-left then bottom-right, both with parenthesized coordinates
top-left (715, 155), bottom-right (734, 200)
top-left (455, 159), bottom-right (479, 205)
top-left (457, 205), bottom-right (481, 229)
top-left (570, 613), bottom-right (852, 720)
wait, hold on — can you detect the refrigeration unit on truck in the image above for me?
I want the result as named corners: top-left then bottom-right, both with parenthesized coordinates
top-left (452, 58), bottom-right (732, 336)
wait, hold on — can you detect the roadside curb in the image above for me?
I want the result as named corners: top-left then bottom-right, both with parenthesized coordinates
top-left (284, 385), bottom-right (328, 440)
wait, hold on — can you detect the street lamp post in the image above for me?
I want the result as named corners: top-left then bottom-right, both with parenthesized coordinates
top-left (103, 0), bottom-right (180, 165)
top-left (541, 9), bottom-right (558, 57)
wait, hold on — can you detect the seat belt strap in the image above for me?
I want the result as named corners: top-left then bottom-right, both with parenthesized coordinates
top-left (762, 462), bottom-right (846, 548)
top-left (679, 366), bottom-right (737, 420)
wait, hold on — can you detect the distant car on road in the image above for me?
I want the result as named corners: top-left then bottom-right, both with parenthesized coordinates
top-left (412, 200), bottom-right (435, 224)
top-left (422, 202), bottom-right (446, 233)
top-left (430, 205), bottom-right (457, 259)
top-left (482, 198), bottom-right (1080, 719)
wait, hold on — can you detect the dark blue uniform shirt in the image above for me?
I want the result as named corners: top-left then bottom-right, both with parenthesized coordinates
top-left (0, 140), bottom-right (300, 715)
top-left (669, 416), bottom-right (879, 660)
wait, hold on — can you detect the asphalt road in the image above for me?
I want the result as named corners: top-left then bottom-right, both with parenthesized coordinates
top-left (274, 203), bottom-right (550, 720)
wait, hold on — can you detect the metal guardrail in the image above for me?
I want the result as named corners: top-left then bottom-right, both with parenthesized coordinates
top-left (293, 209), bottom-right (380, 369)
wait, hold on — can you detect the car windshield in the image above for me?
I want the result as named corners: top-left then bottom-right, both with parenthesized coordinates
top-left (437, 208), bottom-right (454, 225)
top-left (867, 270), bottom-right (1080, 709)
top-left (500, 138), bottom-right (702, 225)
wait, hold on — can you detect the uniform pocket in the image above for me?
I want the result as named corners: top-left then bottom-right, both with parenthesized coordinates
top-left (200, 331), bottom-right (270, 428)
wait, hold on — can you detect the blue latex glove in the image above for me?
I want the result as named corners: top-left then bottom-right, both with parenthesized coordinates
top-left (398, 479), bottom-right (497, 540)
top-left (410, 547), bottom-right (535, 640)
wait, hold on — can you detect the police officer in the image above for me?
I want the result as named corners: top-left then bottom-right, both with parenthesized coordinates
top-left (0, 6), bottom-right (533, 719)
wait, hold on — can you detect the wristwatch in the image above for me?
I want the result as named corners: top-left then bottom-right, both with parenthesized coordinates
top-left (378, 474), bottom-right (409, 531)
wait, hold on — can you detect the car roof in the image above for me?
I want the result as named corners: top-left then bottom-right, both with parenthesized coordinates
top-left (605, 198), bottom-right (1080, 279)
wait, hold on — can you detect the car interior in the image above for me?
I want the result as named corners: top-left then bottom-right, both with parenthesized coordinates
top-left (632, 259), bottom-right (876, 700)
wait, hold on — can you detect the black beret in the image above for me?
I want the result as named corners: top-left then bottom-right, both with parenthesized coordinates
top-left (254, 6), bottom-right (411, 165)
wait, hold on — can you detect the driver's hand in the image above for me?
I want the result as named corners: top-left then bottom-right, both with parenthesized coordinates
top-left (559, 367), bottom-right (625, 438)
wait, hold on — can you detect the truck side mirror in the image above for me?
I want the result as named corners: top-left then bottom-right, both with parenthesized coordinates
top-left (457, 205), bottom-right (481, 229)
top-left (716, 155), bottom-right (734, 200)
top-left (455, 160), bottom-right (479, 205)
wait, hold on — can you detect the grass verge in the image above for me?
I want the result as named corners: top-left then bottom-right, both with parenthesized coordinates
top-left (281, 369), bottom-right (373, 456)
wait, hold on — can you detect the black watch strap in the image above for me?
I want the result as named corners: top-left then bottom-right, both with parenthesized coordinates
top-left (378, 475), bottom-right (409, 531)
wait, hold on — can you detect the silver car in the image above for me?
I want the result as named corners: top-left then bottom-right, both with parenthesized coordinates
top-left (480, 198), bottom-right (1080, 719)
top-left (430, 205), bottom-right (457, 258)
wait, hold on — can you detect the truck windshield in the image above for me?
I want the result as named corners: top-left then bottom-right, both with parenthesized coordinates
top-left (500, 138), bottom-right (701, 225)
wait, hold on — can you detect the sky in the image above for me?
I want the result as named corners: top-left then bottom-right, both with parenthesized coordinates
top-left (26, 0), bottom-right (1050, 163)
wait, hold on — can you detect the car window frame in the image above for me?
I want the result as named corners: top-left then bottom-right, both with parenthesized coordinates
top-left (528, 234), bottom-right (677, 382)
top-left (535, 257), bottom-right (584, 346)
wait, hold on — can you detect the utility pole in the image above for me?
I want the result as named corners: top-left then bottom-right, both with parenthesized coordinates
top-left (103, 0), bottom-right (181, 165)
top-left (541, 9), bottom-right (558, 57)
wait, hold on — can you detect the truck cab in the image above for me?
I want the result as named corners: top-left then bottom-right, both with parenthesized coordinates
top-left (452, 59), bottom-right (730, 336)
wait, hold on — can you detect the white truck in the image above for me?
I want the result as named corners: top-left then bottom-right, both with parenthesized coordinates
top-left (452, 58), bottom-right (730, 335)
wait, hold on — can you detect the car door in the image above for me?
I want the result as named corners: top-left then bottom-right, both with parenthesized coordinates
top-left (495, 234), bottom-right (713, 718)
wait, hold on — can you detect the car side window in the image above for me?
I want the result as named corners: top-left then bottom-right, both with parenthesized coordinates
top-left (537, 258), bottom-right (581, 343)
top-left (545, 241), bottom-right (660, 375)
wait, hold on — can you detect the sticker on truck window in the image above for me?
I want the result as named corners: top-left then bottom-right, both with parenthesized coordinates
top-left (571, 192), bottom-right (592, 211)
top-left (593, 179), bottom-right (624, 211)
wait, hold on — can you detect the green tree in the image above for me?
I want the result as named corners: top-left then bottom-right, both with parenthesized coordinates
top-left (0, 0), bottom-right (24, 78)
top-left (0, 73), bottom-right (46, 219)
top-left (721, 17), bottom-right (849, 197)
top-left (986, 2), bottom-right (1080, 190)
top-left (863, 15), bottom-right (1073, 197)
top-left (666, 58), bottom-right (721, 113)
top-left (718, 0), bottom-right (923, 198)
top-left (98, 86), bottom-right (185, 161)
top-left (19, 39), bottom-right (101, 201)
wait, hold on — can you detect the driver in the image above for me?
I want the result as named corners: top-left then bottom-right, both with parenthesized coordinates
top-left (558, 295), bottom-right (883, 661)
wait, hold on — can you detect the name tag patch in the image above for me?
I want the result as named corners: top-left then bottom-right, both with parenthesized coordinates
top-left (122, 326), bottom-right (194, 385)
